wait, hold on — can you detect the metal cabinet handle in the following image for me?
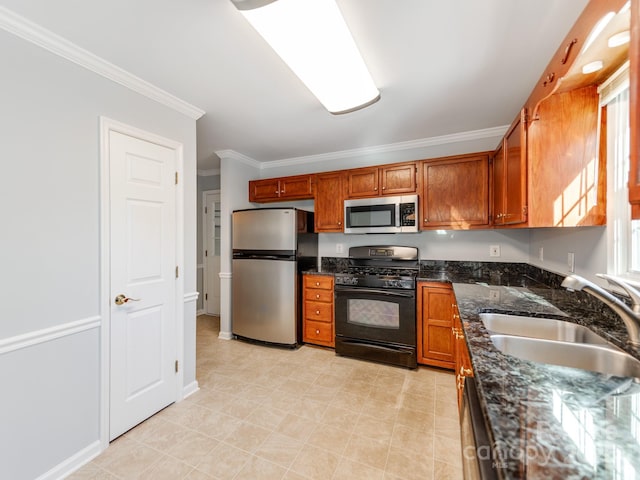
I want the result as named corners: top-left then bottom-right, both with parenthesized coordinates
top-left (316, 294), bottom-right (320, 299)
top-left (115, 294), bottom-right (140, 305)
top-left (316, 310), bottom-right (320, 315)
top-left (316, 329), bottom-right (320, 335)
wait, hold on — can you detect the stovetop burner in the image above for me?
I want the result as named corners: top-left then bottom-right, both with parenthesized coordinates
top-left (335, 245), bottom-right (419, 290)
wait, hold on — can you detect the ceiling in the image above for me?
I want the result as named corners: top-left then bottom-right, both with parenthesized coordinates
top-left (2, 0), bottom-right (590, 170)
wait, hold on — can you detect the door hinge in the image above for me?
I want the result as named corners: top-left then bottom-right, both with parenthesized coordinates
top-left (205, 206), bottom-right (208, 214)
top-left (205, 250), bottom-right (208, 257)
top-left (175, 266), bottom-right (179, 278)
top-left (205, 293), bottom-right (208, 300)
top-left (175, 172), bottom-right (178, 185)
top-left (175, 360), bottom-right (179, 373)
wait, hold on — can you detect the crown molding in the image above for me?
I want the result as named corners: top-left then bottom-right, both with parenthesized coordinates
top-left (215, 149), bottom-right (261, 168)
top-left (261, 125), bottom-right (509, 169)
top-left (197, 168), bottom-right (221, 177)
top-left (0, 6), bottom-right (205, 120)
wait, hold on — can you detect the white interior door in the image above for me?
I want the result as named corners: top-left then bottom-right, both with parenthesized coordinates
top-left (204, 191), bottom-right (221, 315)
top-left (109, 130), bottom-right (177, 440)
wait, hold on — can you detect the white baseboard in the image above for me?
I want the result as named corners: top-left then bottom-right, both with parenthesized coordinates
top-left (182, 381), bottom-right (200, 399)
top-left (218, 331), bottom-right (233, 340)
top-left (196, 309), bottom-right (205, 316)
top-left (36, 440), bottom-right (101, 480)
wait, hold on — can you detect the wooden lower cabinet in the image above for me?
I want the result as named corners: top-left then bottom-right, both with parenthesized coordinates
top-left (416, 282), bottom-right (455, 369)
top-left (302, 274), bottom-right (335, 347)
top-left (453, 301), bottom-right (474, 410)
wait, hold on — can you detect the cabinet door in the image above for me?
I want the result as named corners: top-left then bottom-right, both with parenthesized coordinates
top-left (279, 175), bottom-right (314, 200)
top-left (381, 162), bottom-right (416, 195)
top-left (503, 111), bottom-right (527, 225)
top-left (527, 86), bottom-right (604, 227)
top-left (314, 172), bottom-right (345, 232)
top-left (347, 167), bottom-right (379, 197)
top-left (492, 143), bottom-right (505, 225)
top-left (492, 110), bottom-right (527, 226)
top-left (249, 178), bottom-right (281, 202)
top-left (417, 282), bottom-right (455, 369)
top-left (422, 155), bottom-right (489, 228)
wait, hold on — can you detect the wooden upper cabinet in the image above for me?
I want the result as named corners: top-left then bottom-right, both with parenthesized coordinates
top-left (527, 86), bottom-right (605, 227)
top-left (314, 172), bottom-right (345, 232)
top-left (249, 174), bottom-right (314, 203)
top-left (279, 175), bottom-right (314, 199)
top-left (380, 162), bottom-right (417, 195)
top-left (249, 178), bottom-right (281, 202)
top-left (630, 0), bottom-right (640, 217)
top-left (347, 162), bottom-right (416, 198)
top-left (347, 166), bottom-right (379, 197)
top-left (493, 110), bottom-right (527, 226)
top-left (421, 153), bottom-right (489, 229)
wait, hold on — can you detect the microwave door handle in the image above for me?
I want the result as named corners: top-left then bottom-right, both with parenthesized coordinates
top-left (395, 202), bottom-right (400, 228)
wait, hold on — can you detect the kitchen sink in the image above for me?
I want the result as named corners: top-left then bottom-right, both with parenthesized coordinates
top-left (479, 313), bottom-right (611, 346)
top-left (490, 334), bottom-right (640, 379)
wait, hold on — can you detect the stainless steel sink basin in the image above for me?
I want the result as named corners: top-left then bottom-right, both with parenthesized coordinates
top-left (479, 313), bottom-right (610, 346)
top-left (490, 334), bottom-right (640, 379)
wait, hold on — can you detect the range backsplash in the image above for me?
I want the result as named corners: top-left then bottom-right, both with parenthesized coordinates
top-left (320, 257), bottom-right (631, 323)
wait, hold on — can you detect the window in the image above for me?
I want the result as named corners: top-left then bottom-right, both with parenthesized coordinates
top-left (604, 64), bottom-right (640, 278)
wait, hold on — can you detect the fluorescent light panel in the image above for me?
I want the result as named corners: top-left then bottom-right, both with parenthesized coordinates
top-left (233, 0), bottom-right (380, 114)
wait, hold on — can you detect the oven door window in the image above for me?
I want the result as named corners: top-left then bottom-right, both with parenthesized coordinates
top-left (347, 298), bottom-right (399, 329)
top-left (346, 204), bottom-right (395, 228)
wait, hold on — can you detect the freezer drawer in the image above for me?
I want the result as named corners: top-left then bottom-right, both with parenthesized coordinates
top-left (232, 258), bottom-right (298, 345)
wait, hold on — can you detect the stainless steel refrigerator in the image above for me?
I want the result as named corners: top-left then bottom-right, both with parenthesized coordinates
top-left (232, 208), bottom-right (318, 347)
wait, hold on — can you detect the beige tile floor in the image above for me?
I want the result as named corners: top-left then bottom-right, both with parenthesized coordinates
top-left (68, 315), bottom-right (462, 480)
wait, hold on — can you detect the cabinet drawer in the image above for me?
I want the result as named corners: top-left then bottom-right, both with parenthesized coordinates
top-left (304, 320), bottom-right (333, 343)
top-left (304, 301), bottom-right (333, 322)
top-left (304, 289), bottom-right (333, 303)
top-left (304, 275), bottom-right (334, 290)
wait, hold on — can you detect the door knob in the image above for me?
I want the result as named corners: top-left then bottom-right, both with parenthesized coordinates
top-left (115, 294), bottom-right (140, 305)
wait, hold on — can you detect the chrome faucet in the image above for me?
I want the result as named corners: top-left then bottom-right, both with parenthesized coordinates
top-left (561, 274), bottom-right (640, 346)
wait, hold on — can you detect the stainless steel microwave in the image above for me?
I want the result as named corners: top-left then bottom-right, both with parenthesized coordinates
top-left (344, 195), bottom-right (419, 234)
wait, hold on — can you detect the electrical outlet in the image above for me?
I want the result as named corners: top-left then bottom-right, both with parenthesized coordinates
top-left (568, 252), bottom-right (575, 273)
top-left (539, 247), bottom-right (544, 262)
top-left (336, 243), bottom-right (344, 254)
top-left (489, 245), bottom-right (501, 257)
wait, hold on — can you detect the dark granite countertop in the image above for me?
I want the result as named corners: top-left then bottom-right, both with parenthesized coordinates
top-left (449, 266), bottom-right (640, 479)
top-left (316, 258), bottom-right (640, 477)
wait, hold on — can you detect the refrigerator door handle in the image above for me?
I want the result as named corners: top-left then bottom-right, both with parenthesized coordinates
top-left (234, 254), bottom-right (294, 260)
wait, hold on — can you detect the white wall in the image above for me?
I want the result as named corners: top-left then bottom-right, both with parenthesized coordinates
top-left (528, 226), bottom-right (608, 283)
top-left (0, 28), bottom-right (197, 479)
top-left (218, 154), bottom-right (260, 339)
top-left (319, 229), bottom-right (530, 262)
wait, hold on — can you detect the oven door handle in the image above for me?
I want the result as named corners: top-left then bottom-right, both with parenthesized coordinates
top-left (335, 287), bottom-right (415, 298)
top-left (340, 339), bottom-right (414, 354)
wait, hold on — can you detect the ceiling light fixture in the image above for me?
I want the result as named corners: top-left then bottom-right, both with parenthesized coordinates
top-left (231, 0), bottom-right (380, 114)
top-left (582, 60), bottom-right (604, 74)
top-left (608, 30), bottom-right (630, 48)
